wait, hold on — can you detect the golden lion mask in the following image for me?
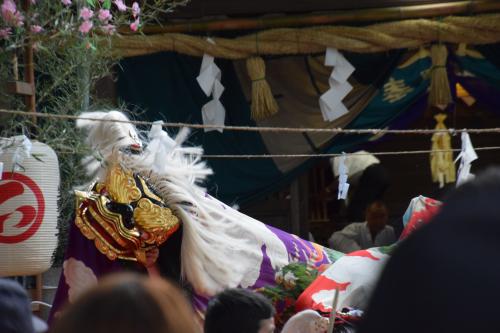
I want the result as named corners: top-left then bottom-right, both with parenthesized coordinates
top-left (74, 165), bottom-right (180, 264)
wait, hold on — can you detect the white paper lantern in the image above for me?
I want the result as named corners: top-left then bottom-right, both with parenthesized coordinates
top-left (0, 136), bottom-right (60, 276)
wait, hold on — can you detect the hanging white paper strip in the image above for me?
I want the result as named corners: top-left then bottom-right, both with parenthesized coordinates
top-left (337, 153), bottom-right (350, 200)
top-left (197, 53), bottom-right (221, 96)
top-left (320, 48), bottom-right (355, 122)
top-left (197, 38), bottom-right (226, 133)
top-left (201, 101), bottom-right (225, 133)
top-left (0, 135), bottom-right (33, 173)
top-left (455, 131), bottom-right (478, 187)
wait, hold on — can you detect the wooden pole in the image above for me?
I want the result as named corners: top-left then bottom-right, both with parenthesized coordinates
top-left (21, 0), bottom-right (40, 313)
top-left (127, 1), bottom-right (500, 34)
top-left (290, 179), bottom-right (301, 236)
top-left (34, 274), bottom-right (43, 315)
top-left (22, 0), bottom-right (36, 124)
top-left (327, 287), bottom-right (340, 333)
top-left (290, 174), bottom-right (310, 239)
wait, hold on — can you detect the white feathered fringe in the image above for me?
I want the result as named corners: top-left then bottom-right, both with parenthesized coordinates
top-left (77, 111), bottom-right (289, 296)
top-left (76, 111), bottom-right (143, 181)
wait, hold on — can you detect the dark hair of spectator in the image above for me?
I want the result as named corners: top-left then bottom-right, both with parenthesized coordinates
top-left (204, 288), bottom-right (275, 333)
top-left (49, 273), bottom-right (199, 333)
top-left (358, 167), bottom-right (500, 333)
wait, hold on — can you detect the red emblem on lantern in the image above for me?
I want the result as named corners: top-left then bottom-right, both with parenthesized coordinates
top-left (0, 172), bottom-right (45, 244)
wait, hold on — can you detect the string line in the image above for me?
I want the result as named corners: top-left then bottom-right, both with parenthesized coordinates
top-left (3, 109), bottom-right (500, 135)
top-left (200, 146), bottom-right (500, 158)
top-left (51, 146), bottom-right (500, 159)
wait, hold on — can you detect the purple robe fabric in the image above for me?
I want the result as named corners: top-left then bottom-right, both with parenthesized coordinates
top-left (49, 219), bottom-right (340, 323)
top-left (48, 221), bottom-right (122, 323)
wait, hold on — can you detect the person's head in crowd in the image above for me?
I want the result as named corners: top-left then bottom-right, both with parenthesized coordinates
top-left (365, 201), bottom-right (389, 234)
top-left (0, 278), bottom-right (48, 333)
top-left (204, 288), bottom-right (275, 333)
top-left (50, 273), bottom-right (199, 333)
top-left (358, 167), bottom-right (500, 333)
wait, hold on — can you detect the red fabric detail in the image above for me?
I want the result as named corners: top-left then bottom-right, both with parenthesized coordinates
top-left (400, 198), bottom-right (441, 240)
top-left (317, 264), bottom-right (331, 274)
top-left (295, 275), bottom-right (350, 312)
top-left (345, 250), bottom-right (379, 261)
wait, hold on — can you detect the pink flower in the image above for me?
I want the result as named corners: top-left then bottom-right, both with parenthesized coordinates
top-left (131, 2), bottom-right (140, 18)
top-left (1, 0), bottom-right (24, 27)
top-left (79, 7), bottom-right (93, 20)
top-left (101, 23), bottom-right (115, 35)
top-left (114, 0), bottom-right (126, 12)
top-left (12, 11), bottom-right (23, 26)
top-left (61, 0), bottom-right (71, 5)
top-left (30, 0), bottom-right (36, 4)
top-left (98, 9), bottom-right (111, 22)
top-left (78, 20), bottom-right (93, 34)
top-left (0, 27), bottom-right (11, 38)
top-left (130, 18), bottom-right (139, 31)
top-left (129, 17), bottom-right (139, 32)
top-left (30, 24), bottom-right (42, 33)
top-left (1, 0), bottom-right (16, 15)
top-left (7, 11), bottom-right (24, 27)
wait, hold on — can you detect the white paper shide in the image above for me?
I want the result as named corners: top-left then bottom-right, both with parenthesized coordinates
top-left (197, 38), bottom-right (226, 133)
top-left (455, 131), bottom-right (478, 187)
top-left (337, 153), bottom-right (350, 200)
top-left (320, 48), bottom-right (355, 122)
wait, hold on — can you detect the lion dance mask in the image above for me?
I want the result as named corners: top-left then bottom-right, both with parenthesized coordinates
top-left (74, 165), bottom-right (180, 265)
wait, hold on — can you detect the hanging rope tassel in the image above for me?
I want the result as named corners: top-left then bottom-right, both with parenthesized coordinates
top-left (428, 44), bottom-right (452, 109)
top-left (246, 56), bottom-right (279, 121)
top-left (430, 113), bottom-right (456, 188)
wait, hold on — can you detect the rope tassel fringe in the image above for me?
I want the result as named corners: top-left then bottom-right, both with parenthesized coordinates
top-left (246, 57), bottom-right (279, 121)
top-left (428, 44), bottom-right (452, 109)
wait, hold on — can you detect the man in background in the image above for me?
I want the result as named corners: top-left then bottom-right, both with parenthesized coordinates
top-left (329, 201), bottom-right (396, 253)
top-left (331, 151), bottom-right (390, 222)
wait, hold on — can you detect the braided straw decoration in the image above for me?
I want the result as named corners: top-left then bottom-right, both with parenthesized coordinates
top-left (246, 57), bottom-right (279, 120)
top-left (428, 44), bottom-right (452, 109)
top-left (111, 14), bottom-right (500, 58)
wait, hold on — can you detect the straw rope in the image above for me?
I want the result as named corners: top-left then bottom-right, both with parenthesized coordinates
top-left (199, 146), bottom-right (500, 159)
top-left (429, 44), bottom-right (453, 108)
top-left (246, 57), bottom-right (279, 120)
top-left (48, 145), bottom-right (500, 159)
top-left (3, 109), bottom-right (497, 159)
top-left (110, 14), bottom-right (500, 58)
top-left (4, 109), bottom-right (500, 135)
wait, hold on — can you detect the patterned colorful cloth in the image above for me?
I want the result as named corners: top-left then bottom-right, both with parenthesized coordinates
top-left (295, 196), bottom-right (441, 317)
top-left (49, 220), bottom-right (342, 324)
top-left (295, 247), bottom-right (392, 313)
top-left (400, 195), bottom-right (442, 240)
top-left (50, 195), bottom-right (440, 328)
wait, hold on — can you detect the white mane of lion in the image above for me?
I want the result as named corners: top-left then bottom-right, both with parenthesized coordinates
top-left (76, 111), bottom-right (289, 296)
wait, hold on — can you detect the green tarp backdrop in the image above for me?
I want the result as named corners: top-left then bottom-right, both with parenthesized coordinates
top-left (117, 51), bottom-right (432, 205)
